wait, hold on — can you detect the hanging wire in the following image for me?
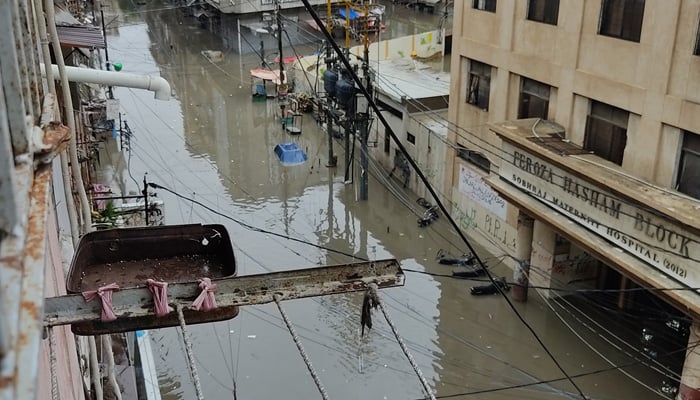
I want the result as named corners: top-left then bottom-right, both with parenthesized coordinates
top-left (368, 284), bottom-right (436, 400)
top-left (176, 305), bottom-right (205, 400)
top-left (273, 294), bottom-right (330, 400)
top-left (48, 327), bottom-right (60, 400)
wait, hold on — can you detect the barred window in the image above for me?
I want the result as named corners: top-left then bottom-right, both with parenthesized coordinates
top-left (466, 60), bottom-right (492, 111)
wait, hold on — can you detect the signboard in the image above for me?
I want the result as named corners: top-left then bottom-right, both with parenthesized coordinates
top-left (500, 141), bottom-right (700, 288)
top-left (458, 164), bottom-right (507, 220)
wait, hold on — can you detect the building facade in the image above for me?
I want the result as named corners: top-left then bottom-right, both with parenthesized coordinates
top-left (447, 0), bottom-right (700, 398)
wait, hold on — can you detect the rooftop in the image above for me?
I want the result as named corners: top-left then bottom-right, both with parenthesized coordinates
top-left (370, 58), bottom-right (450, 103)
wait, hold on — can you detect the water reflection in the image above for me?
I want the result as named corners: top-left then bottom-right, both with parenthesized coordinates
top-left (105, 1), bottom-right (673, 399)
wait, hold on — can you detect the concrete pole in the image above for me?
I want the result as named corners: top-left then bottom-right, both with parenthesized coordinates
top-left (512, 214), bottom-right (534, 302)
top-left (325, 42), bottom-right (336, 168)
top-left (679, 322), bottom-right (700, 400)
top-left (359, 44), bottom-right (371, 200)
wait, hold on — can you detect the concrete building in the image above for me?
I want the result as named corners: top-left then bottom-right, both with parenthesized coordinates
top-left (446, 0), bottom-right (700, 397)
top-left (370, 58), bottom-right (450, 199)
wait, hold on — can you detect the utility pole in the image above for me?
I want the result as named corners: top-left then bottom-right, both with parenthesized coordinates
top-left (100, 7), bottom-right (114, 99)
top-left (142, 174), bottom-right (149, 226)
top-left (276, 0), bottom-right (284, 87)
top-left (325, 41), bottom-right (337, 168)
top-left (359, 1), bottom-right (371, 201)
top-left (275, 0), bottom-right (287, 127)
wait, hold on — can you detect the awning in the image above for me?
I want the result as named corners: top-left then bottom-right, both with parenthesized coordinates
top-left (250, 68), bottom-right (285, 85)
top-left (56, 25), bottom-right (105, 49)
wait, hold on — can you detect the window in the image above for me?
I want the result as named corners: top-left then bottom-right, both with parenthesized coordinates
top-left (407, 132), bottom-right (416, 144)
top-left (518, 78), bottom-right (551, 119)
top-left (584, 101), bottom-right (628, 165)
top-left (457, 147), bottom-right (491, 173)
top-left (466, 60), bottom-right (492, 110)
top-left (473, 0), bottom-right (496, 12)
top-left (527, 0), bottom-right (559, 25)
top-left (599, 0), bottom-right (645, 42)
top-left (677, 131), bottom-right (700, 199)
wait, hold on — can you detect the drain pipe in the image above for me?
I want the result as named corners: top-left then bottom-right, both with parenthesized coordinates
top-left (40, 64), bottom-right (172, 100)
top-left (35, 0), bottom-right (80, 249)
top-left (44, 3), bottom-right (102, 400)
top-left (45, 0), bottom-right (93, 236)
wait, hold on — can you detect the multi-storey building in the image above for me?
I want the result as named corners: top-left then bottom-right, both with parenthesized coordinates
top-left (447, 0), bottom-right (700, 397)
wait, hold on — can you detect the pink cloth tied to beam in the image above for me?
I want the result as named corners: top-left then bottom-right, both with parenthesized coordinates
top-left (146, 279), bottom-right (173, 317)
top-left (191, 278), bottom-right (218, 311)
top-left (82, 283), bottom-right (120, 322)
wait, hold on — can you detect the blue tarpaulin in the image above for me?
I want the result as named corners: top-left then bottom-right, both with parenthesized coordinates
top-left (338, 8), bottom-right (361, 19)
top-left (274, 142), bottom-right (307, 166)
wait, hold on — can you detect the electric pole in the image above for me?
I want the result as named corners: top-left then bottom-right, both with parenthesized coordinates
top-left (325, 41), bottom-right (337, 168)
top-left (359, 1), bottom-right (371, 201)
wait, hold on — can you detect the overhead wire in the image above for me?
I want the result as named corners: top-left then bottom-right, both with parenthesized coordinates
top-left (369, 71), bottom-right (700, 263)
top-left (300, 2), bottom-right (587, 397)
top-left (113, 5), bottom-right (688, 396)
top-left (148, 183), bottom-right (680, 398)
top-left (417, 339), bottom-right (699, 399)
top-left (329, 14), bottom-right (689, 393)
top-left (548, 293), bottom-right (684, 385)
top-left (133, 102), bottom-right (684, 400)
top-left (159, 173), bottom-right (568, 396)
top-left (274, 294), bottom-right (331, 400)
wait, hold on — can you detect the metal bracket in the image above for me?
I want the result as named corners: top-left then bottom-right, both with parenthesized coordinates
top-left (44, 259), bottom-right (405, 327)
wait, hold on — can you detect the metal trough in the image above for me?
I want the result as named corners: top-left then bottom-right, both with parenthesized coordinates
top-left (67, 224), bottom-right (238, 335)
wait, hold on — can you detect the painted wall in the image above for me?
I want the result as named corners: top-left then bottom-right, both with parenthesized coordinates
top-left (447, 0), bottom-right (700, 278)
top-left (449, 0), bottom-right (700, 185)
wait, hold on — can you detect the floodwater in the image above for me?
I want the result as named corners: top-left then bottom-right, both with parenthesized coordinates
top-left (98, 1), bottom-right (681, 399)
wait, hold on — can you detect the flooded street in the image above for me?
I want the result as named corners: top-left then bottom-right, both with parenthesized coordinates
top-left (99, 2), bottom-right (677, 399)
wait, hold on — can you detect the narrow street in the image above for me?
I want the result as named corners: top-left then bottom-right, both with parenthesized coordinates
top-left (94, 1), bottom-right (678, 399)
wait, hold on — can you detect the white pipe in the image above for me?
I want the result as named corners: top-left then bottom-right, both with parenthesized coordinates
top-left (44, 0), bottom-right (93, 236)
top-left (40, 64), bottom-right (172, 100)
top-left (35, 0), bottom-right (79, 248)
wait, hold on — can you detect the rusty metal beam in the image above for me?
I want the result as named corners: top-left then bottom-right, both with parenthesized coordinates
top-left (44, 259), bottom-right (405, 327)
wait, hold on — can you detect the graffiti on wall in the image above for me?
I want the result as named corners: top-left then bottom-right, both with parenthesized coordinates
top-left (452, 202), bottom-right (516, 252)
top-left (458, 164), bottom-right (507, 220)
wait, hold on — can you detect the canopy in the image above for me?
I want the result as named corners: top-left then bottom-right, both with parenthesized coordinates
top-left (250, 68), bottom-right (285, 85)
top-left (274, 142), bottom-right (307, 166)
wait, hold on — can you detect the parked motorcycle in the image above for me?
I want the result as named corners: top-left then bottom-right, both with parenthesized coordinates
top-left (416, 198), bottom-right (439, 227)
top-left (470, 277), bottom-right (510, 296)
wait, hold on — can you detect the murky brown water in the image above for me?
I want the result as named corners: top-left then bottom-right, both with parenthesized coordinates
top-left (99, 1), bottom-right (678, 399)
